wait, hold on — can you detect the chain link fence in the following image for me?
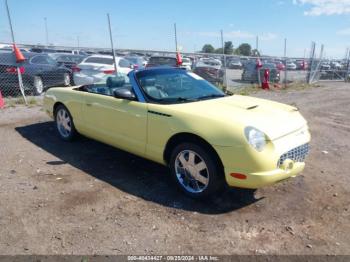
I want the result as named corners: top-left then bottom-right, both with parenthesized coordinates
top-left (0, 43), bottom-right (349, 103)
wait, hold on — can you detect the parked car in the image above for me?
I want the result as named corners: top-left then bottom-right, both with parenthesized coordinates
top-left (0, 52), bottom-right (71, 96)
top-left (285, 61), bottom-right (297, 70)
top-left (0, 47), bottom-right (30, 53)
top-left (320, 62), bottom-right (331, 70)
top-left (49, 53), bottom-right (86, 70)
top-left (275, 61), bottom-right (285, 71)
top-left (228, 58), bottom-right (243, 69)
top-left (125, 56), bottom-right (147, 69)
top-left (146, 56), bottom-right (178, 68)
top-left (240, 57), bottom-right (250, 66)
top-left (181, 57), bottom-right (192, 71)
top-left (330, 61), bottom-right (342, 70)
top-left (296, 60), bottom-right (308, 70)
top-left (49, 54), bottom-right (86, 85)
top-left (193, 58), bottom-right (224, 84)
top-left (44, 67), bottom-right (310, 198)
top-left (241, 62), bottom-right (280, 83)
top-left (73, 55), bottom-right (133, 86)
top-left (30, 47), bottom-right (57, 53)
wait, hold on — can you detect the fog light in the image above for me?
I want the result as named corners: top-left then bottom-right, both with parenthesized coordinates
top-left (282, 159), bottom-right (294, 171)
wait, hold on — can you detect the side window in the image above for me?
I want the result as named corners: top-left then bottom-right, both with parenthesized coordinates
top-left (31, 55), bottom-right (49, 65)
top-left (118, 59), bottom-right (131, 68)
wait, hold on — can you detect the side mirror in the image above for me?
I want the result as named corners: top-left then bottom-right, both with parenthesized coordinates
top-left (113, 88), bottom-right (136, 100)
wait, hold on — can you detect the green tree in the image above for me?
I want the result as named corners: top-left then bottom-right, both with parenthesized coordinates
top-left (224, 41), bottom-right (234, 55)
top-left (237, 43), bottom-right (252, 56)
top-left (201, 44), bottom-right (215, 53)
top-left (214, 47), bottom-right (223, 54)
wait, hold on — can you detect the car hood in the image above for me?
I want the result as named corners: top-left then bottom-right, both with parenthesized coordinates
top-left (169, 95), bottom-right (307, 141)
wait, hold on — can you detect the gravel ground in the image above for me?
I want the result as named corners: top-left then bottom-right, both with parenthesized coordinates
top-left (0, 82), bottom-right (349, 255)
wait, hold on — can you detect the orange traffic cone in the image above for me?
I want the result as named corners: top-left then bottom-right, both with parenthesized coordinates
top-left (0, 91), bottom-right (5, 109)
top-left (13, 44), bottom-right (25, 63)
top-left (176, 51), bottom-right (182, 66)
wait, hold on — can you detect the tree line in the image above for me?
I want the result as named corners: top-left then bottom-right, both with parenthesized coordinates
top-left (201, 42), bottom-right (260, 56)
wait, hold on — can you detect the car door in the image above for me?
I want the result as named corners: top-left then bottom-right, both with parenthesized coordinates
top-left (30, 55), bottom-right (61, 86)
top-left (81, 85), bottom-right (148, 157)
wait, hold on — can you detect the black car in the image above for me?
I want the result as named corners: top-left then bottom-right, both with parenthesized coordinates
top-left (146, 56), bottom-right (178, 68)
top-left (0, 52), bottom-right (71, 96)
top-left (241, 62), bottom-right (280, 83)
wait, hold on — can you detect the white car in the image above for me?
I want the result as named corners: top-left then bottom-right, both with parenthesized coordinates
top-left (195, 58), bottom-right (222, 69)
top-left (73, 55), bottom-right (133, 85)
top-left (181, 57), bottom-right (192, 71)
top-left (286, 61), bottom-right (297, 70)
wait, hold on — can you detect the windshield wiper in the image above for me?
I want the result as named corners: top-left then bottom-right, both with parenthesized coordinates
top-left (158, 97), bottom-right (196, 103)
top-left (196, 94), bottom-right (226, 101)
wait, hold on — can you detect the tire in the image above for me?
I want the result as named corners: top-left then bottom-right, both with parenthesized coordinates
top-left (63, 73), bottom-right (71, 87)
top-left (33, 76), bottom-right (44, 95)
top-left (169, 142), bottom-right (224, 198)
top-left (54, 105), bottom-right (77, 141)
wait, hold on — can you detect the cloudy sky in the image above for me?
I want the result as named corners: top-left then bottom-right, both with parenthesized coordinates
top-left (0, 0), bottom-right (349, 58)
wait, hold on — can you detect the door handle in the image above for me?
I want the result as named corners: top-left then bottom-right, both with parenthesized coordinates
top-left (86, 103), bottom-right (93, 106)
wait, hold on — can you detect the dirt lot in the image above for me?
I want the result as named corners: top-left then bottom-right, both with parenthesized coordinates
top-left (0, 82), bottom-right (349, 255)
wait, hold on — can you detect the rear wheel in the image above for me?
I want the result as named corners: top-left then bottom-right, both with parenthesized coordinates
top-left (169, 143), bottom-right (224, 198)
top-left (33, 76), bottom-right (44, 95)
top-left (54, 105), bottom-right (77, 141)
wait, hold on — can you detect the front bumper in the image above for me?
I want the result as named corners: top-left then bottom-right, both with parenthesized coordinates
top-left (225, 162), bottom-right (305, 189)
top-left (214, 126), bottom-right (310, 189)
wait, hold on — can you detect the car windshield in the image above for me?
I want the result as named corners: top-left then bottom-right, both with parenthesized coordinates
top-left (135, 69), bottom-right (225, 104)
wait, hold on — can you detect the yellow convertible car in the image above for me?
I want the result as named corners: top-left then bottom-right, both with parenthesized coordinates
top-left (44, 68), bottom-right (310, 198)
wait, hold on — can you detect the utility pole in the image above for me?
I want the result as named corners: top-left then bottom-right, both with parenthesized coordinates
top-left (221, 30), bottom-right (227, 90)
top-left (5, 0), bottom-right (27, 104)
top-left (107, 13), bottom-right (117, 74)
top-left (174, 23), bottom-right (178, 52)
top-left (5, 0), bottom-right (15, 43)
top-left (284, 38), bottom-right (287, 88)
top-left (44, 17), bottom-right (49, 46)
top-left (256, 35), bottom-right (259, 52)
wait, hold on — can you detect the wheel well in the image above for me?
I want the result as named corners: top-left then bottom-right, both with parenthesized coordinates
top-left (163, 133), bottom-right (224, 171)
top-left (53, 102), bottom-right (65, 116)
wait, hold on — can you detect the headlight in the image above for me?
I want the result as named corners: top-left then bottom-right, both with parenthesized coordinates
top-left (244, 127), bottom-right (267, 152)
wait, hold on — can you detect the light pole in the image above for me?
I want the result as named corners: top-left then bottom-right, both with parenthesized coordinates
top-left (174, 23), bottom-right (178, 52)
top-left (107, 13), bottom-right (117, 74)
top-left (221, 30), bottom-right (227, 91)
top-left (44, 17), bottom-right (49, 46)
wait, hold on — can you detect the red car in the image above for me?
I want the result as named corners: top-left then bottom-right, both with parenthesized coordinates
top-left (275, 62), bottom-right (285, 71)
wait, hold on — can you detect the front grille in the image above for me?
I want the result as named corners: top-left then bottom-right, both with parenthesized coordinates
top-left (278, 143), bottom-right (310, 167)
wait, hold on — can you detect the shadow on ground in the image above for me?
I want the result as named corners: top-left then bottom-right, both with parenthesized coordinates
top-left (16, 122), bottom-right (262, 214)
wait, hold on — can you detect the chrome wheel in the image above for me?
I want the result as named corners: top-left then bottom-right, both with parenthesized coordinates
top-left (33, 76), bottom-right (44, 95)
top-left (175, 150), bottom-right (209, 193)
top-left (56, 108), bottom-right (72, 138)
top-left (63, 73), bottom-right (70, 86)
